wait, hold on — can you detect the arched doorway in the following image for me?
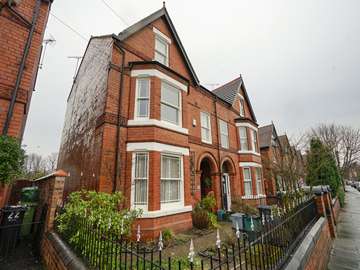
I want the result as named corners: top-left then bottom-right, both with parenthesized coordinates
top-left (199, 156), bottom-right (217, 200)
top-left (221, 159), bottom-right (235, 211)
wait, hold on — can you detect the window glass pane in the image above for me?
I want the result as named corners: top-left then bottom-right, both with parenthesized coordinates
top-left (161, 155), bottom-right (181, 203)
top-left (155, 52), bottom-right (166, 65)
top-left (138, 79), bottom-right (149, 98)
top-left (135, 154), bottom-right (147, 178)
top-left (134, 179), bottom-right (147, 205)
top-left (155, 38), bottom-right (167, 54)
top-left (137, 99), bottom-right (148, 117)
top-left (161, 83), bottom-right (179, 107)
top-left (239, 99), bottom-right (245, 116)
top-left (134, 153), bottom-right (148, 205)
top-left (161, 104), bottom-right (178, 124)
top-left (201, 112), bottom-right (210, 128)
top-left (244, 168), bottom-right (251, 180)
top-left (239, 127), bottom-right (248, 150)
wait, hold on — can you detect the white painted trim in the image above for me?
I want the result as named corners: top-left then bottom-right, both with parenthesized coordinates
top-left (239, 162), bottom-right (262, 168)
top-left (127, 142), bottom-right (189, 156)
top-left (131, 69), bottom-right (187, 92)
top-left (235, 122), bottom-right (258, 130)
top-left (238, 150), bottom-right (261, 156)
top-left (139, 205), bottom-right (192, 218)
top-left (127, 119), bottom-right (189, 135)
top-left (153, 27), bottom-right (172, 44)
top-left (242, 194), bottom-right (266, 199)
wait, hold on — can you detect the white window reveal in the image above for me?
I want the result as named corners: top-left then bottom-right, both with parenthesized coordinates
top-left (239, 98), bottom-right (245, 117)
top-left (161, 155), bottom-right (182, 203)
top-left (243, 168), bottom-right (252, 196)
top-left (219, 120), bottom-right (229, 149)
top-left (239, 127), bottom-right (249, 150)
top-left (255, 168), bottom-right (263, 195)
top-left (135, 78), bottom-right (150, 118)
top-left (252, 129), bottom-right (259, 153)
top-left (201, 112), bottom-right (212, 144)
top-left (133, 152), bottom-right (148, 207)
top-left (161, 82), bottom-right (181, 125)
top-left (154, 34), bottom-right (169, 66)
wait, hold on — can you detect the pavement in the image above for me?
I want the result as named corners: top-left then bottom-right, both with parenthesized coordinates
top-left (327, 186), bottom-right (360, 270)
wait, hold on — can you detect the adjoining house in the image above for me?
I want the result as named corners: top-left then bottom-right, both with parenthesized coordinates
top-left (58, 6), bottom-right (264, 238)
top-left (0, 0), bottom-right (54, 207)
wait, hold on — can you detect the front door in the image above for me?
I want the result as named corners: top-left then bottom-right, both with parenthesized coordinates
top-left (221, 173), bottom-right (231, 211)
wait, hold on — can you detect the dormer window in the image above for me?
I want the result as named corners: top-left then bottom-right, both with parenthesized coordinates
top-left (153, 27), bottom-right (170, 66)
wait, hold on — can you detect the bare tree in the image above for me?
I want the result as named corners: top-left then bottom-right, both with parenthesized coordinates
top-left (309, 124), bottom-right (360, 188)
top-left (23, 153), bottom-right (46, 179)
top-left (44, 152), bottom-right (58, 172)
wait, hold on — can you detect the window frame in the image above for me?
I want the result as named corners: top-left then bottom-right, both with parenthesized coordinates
top-left (219, 119), bottom-right (229, 149)
top-left (131, 152), bottom-right (149, 210)
top-left (160, 81), bottom-right (182, 126)
top-left (160, 154), bottom-right (184, 207)
top-left (252, 129), bottom-right (259, 153)
top-left (239, 97), bottom-right (245, 117)
top-left (201, 112), bottom-right (212, 144)
top-left (243, 167), bottom-right (253, 196)
top-left (154, 35), bottom-right (169, 66)
top-left (239, 127), bottom-right (249, 150)
top-left (255, 167), bottom-right (263, 195)
top-left (135, 78), bottom-right (150, 119)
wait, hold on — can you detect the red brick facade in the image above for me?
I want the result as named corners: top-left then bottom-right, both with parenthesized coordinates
top-left (0, 0), bottom-right (53, 207)
top-left (58, 7), bottom-right (265, 237)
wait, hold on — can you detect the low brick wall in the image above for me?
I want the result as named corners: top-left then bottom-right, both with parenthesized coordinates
top-left (332, 198), bottom-right (340, 221)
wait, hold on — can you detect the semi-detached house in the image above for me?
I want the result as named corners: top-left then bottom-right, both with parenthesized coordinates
top-left (58, 6), bottom-right (265, 238)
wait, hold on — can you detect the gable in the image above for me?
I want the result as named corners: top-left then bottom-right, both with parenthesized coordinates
top-left (117, 7), bottom-right (199, 85)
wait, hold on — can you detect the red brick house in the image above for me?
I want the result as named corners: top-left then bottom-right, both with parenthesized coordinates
top-left (58, 6), bottom-right (264, 238)
top-left (0, 0), bottom-right (53, 207)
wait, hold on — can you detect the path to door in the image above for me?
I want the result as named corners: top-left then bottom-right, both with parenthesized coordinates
top-left (327, 186), bottom-right (360, 270)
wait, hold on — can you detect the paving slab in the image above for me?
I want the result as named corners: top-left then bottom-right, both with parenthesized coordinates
top-left (327, 187), bottom-right (360, 270)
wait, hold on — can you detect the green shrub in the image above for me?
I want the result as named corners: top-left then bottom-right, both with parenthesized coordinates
top-left (200, 193), bottom-right (216, 212)
top-left (162, 228), bottom-right (174, 243)
top-left (192, 208), bottom-right (209, 229)
top-left (337, 188), bottom-right (345, 208)
top-left (192, 193), bottom-right (219, 229)
top-left (0, 135), bottom-right (25, 184)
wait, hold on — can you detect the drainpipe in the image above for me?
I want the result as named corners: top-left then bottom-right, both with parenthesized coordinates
top-left (112, 40), bottom-right (125, 193)
top-left (2, 0), bottom-right (42, 136)
top-left (213, 98), bottom-right (223, 209)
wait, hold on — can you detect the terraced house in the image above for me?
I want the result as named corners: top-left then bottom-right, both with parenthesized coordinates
top-left (58, 6), bottom-right (264, 238)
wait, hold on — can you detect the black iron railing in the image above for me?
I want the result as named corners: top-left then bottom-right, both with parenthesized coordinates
top-left (56, 198), bottom-right (318, 270)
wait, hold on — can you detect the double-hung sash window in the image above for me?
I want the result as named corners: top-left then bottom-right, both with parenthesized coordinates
top-left (201, 112), bottom-right (212, 143)
top-left (243, 168), bottom-right (252, 196)
top-left (239, 127), bottom-right (249, 150)
top-left (252, 130), bottom-right (259, 152)
top-left (161, 155), bottom-right (182, 203)
top-left (155, 36), bottom-right (169, 66)
top-left (219, 120), bottom-right (229, 149)
top-left (135, 78), bottom-right (150, 118)
top-left (133, 153), bottom-right (148, 206)
top-left (255, 168), bottom-right (263, 195)
top-left (239, 98), bottom-right (245, 117)
top-left (161, 82), bottom-right (181, 125)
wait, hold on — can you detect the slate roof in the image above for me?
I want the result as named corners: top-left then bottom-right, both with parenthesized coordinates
top-left (259, 124), bottom-right (274, 149)
top-left (117, 6), bottom-right (199, 85)
top-left (212, 76), bottom-right (257, 122)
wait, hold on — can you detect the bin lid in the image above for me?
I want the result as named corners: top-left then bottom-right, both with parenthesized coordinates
top-left (231, 213), bottom-right (245, 218)
top-left (257, 205), bottom-right (272, 210)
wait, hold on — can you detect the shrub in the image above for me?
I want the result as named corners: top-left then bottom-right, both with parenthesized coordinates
top-left (192, 193), bottom-right (219, 229)
top-left (0, 135), bottom-right (25, 184)
top-left (162, 228), bottom-right (174, 243)
top-left (200, 192), bottom-right (216, 212)
top-left (56, 190), bottom-right (142, 245)
top-left (337, 188), bottom-right (345, 208)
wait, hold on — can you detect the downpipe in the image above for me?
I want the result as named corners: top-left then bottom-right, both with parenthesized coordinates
top-left (2, 0), bottom-right (41, 135)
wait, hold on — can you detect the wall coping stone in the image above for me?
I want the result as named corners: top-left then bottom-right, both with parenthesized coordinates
top-left (284, 217), bottom-right (326, 270)
top-left (33, 169), bottom-right (68, 182)
top-left (47, 231), bottom-right (88, 270)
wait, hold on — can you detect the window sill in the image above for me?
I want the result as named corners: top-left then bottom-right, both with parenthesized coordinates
top-left (238, 150), bottom-right (260, 156)
top-left (128, 119), bottom-right (189, 135)
top-left (139, 205), bottom-right (193, 218)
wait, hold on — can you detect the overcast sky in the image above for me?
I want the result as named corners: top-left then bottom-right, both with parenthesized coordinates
top-left (23, 0), bottom-right (360, 156)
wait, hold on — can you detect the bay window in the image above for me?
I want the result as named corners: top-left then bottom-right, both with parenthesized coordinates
top-left (135, 78), bottom-right (150, 118)
top-left (133, 152), bottom-right (148, 206)
top-left (161, 155), bottom-right (182, 203)
top-left (201, 112), bottom-right (212, 144)
top-left (219, 119), bottom-right (229, 148)
top-left (161, 82), bottom-right (181, 125)
top-left (243, 168), bottom-right (252, 196)
top-left (239, 127), bottom-right (249, 150)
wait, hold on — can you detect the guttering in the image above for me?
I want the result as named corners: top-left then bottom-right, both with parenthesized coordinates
top-left (2, 0), bottom-right (42, 135)
top-left (112, 38), bottom-right (125, 193)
